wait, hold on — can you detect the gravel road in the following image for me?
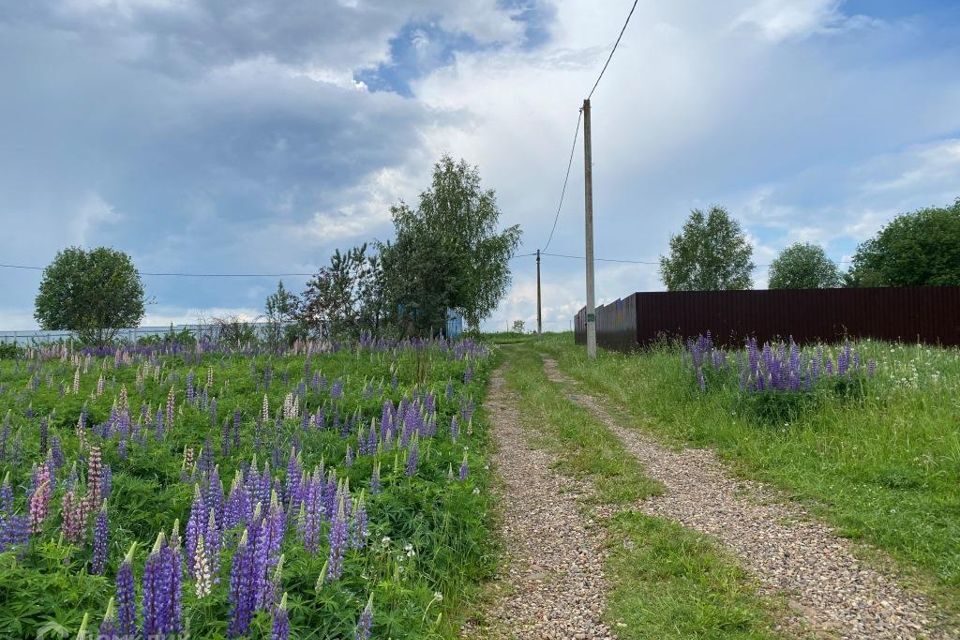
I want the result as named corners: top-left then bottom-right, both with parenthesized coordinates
top-left (464, 365), bottom-right (615, 640)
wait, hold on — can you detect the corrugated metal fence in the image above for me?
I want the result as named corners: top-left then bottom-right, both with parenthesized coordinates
top-left (575, 287), bottom-right (960, 350)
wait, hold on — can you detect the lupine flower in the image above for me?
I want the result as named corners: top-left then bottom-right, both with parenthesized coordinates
top-left (91, 503), bottom-right (108, 575)
top-left (272, 592), bottom-right (290, 640)
top-left (165, 386), bottom-right (176, 429)
top-left (194, 534), bottom-right (213, 598)
top-left (355, 593), bottom-right (373, 640)
top-left (228, 529), bottom-right (255, 638)
top-left (0, 513), bottom-right (29, 552)
top-left (116, 543), bottom-right (138, 638)
top-left (60, 489), bottom-right (87, 543)
top-left (87, 445), bottom-right (102, 509)
top-left (450, 415), bottom-right (459, 441)
top-left (405, 439), bottom-right (419, 477)
top-left (29, 464), bottom-right (52, 533)
top-left (97, 597), bottom-right (118, 640)
top-left (326, 494), bottom-right (348, 582)
top-left (185, 485), bottom-right (205, 578)
top-left (0, 471), bottom-right (12, 515)
top-left (314, 559), bottom-right (329, 591)
top-left (459, 455), bottom-right (469, 481)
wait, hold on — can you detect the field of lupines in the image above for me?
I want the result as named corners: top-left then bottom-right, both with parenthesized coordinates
top-left (0, 337), bottom-right (494, 639)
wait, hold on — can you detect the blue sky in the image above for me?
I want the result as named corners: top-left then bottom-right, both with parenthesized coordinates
top-left (0, 0), bottom-right (958, 331)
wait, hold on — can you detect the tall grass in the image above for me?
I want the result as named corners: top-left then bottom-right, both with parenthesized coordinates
top-left (540, 334), bottom-right (960, 607)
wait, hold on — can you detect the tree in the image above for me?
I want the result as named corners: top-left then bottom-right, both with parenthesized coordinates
top-left (659, 206), bottom-right (754, 291)
top-left (34, 247), bottom-right (145, 345)
top-left (379, 155), bottom-right (521, 335)
top-left (264, 281), bottom-right (304, 346)
top-left (300, 244), bottom-right (384, 339)
top-left (511, 320), bottom-right (525, 333)
top-left (847, 199), bottom-right (960, 287)
top-left (768, 243), bottom-right (841, 289)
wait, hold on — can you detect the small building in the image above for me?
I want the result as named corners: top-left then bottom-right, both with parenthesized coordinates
top-left (446, 308), bottom-right (464, 338)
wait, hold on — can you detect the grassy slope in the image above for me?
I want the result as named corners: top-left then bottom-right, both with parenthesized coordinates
top-left (539, 333), bottom-right (960, 610)
top-left (501, 343), bottom-right (785, 639)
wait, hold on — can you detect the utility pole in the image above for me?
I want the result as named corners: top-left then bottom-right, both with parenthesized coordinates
top-left (583, 99), bottom-right (597, 358)
top-left (536, 250), bottom-right (542, 334)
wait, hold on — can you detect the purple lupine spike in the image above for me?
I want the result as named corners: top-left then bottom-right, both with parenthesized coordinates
top-left (272, 592), bottom-right (290, 640)
top-left (204, 508), bottom-right (221, 584)
top-left (91, 502), bottom-right (108, 575)
top-left (101, 463), bottom-right (113, 500)
top-left (97, 597), bottom-right (118, 640)
top-left (405, 439), bottom-right (419, 477)
top-left (50, 435), bottom-right (64, 470)
top-left (142, 532), bottom-right (167, 638)
top-left (0, 471), bottom-right (12, 515)
top-left (326, 493), bottom-right (349, 582)
top-left (354, 593), bottom-right (373, 640)
top-left (228, 529), bottom-right (256, 638)
top-left (185, 486), bottom-right (205, 578)
top-left (459, 455), bottom-right (469, 481)
top-left (207, 465), bottom-right (225, 527)
top-left (116, 543), bottom-right (138, 638)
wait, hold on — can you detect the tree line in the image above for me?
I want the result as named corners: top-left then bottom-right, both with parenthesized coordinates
top-left (33, 156), bottom-right (521, 345)
top-left (659, 198), bottom-right (960, 291)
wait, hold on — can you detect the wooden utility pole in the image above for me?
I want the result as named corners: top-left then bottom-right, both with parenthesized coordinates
top-left (536, 250), bottom-right (542, 334)
top-left (583, 99), bottom-right (597, 358)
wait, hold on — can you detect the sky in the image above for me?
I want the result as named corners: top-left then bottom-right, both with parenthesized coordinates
top-left (1, 0), bottom-right (958, 332)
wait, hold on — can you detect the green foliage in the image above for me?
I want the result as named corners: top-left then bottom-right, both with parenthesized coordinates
top-left (0, 342), bottom-right (22, 359)
top-left (379, 156), bottom-right (522, 335)
top-left (768, 242), bottom-right (841, 289)
top-left (604, 513), bottom-right (782, 640)
top-left (660, 206), bottom-right (754, 291)
top-left (34, 247), bottom-right (145, 345)
top-left (847, 199), bottom-right (960, 287)
top-left (264, 281), bottom-right (306, 346)
top-left (0, 342), bottom-right (496, 638)
top-left (300, 244), bottom-right (385, 339)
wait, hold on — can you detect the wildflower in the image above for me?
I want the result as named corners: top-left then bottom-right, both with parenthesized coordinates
top-left (370, 462), bottom-right (381, 495)
top-left (355, 593), bottom-right (373, 640)
top-left (91, 503), bottom-right (108, 575)
top-left (272, 592), bottom-right (290, 640)
top-left (405, 439), bottom-right (419, 477)
top-left (459, 455), bottom-right (469, 481)
top-left (97, 598), bottom-right (118, 640)
top-left (314, 559), bottom-right (329, 591)
top-left (194, 534), bottom-right (212, 598)
top-left (116, 543), bottom-right (137, 638)
top-left (326, 494), bottom-right (349, 582)
top-left (29, 464), bottom-right (51, 533)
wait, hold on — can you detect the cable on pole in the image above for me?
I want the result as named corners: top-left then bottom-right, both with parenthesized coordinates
top-left (542, 110), bottom-right (583, 253)
top-left (588, 0), bottom-right (640, 100)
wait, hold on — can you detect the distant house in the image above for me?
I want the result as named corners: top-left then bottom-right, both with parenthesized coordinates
top-left (445, 309), bottom-right (464, 338)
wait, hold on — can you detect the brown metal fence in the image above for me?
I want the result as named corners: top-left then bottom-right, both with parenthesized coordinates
top-left (575, 287), bottom-right (960, 350)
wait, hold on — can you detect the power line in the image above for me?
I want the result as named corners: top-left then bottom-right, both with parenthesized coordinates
top-left (588, 0), bottom-right (640, 100)
top-left (542, 111), bottom-right (582, 252)
top-left (541, 252), bottom-right (853, 269)
top-left (0, 262), bottom-right (315, 278)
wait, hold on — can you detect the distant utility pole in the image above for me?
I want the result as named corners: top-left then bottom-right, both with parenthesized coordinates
top-left (583, 99), bottom-right (597, 358)
top-left (536, 249), bottom-right (542, 334)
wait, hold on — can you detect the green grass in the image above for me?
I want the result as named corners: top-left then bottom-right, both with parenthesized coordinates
top-left (538, 333), bottom-right (960, 611)
top-left (605, 512), bottom-right (784, 640)
top-left (501, 342), bottom-right (784, 639)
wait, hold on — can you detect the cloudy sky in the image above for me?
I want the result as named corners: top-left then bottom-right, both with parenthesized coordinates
top-left (1, 0), bottom-right (958, 332)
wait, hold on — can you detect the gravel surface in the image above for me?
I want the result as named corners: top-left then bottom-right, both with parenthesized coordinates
top-left (464, 365), bottom-right (615, 640)
top-left (542, 357), bottom-right (955, 640)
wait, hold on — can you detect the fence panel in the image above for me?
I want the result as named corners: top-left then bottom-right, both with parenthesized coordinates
top-left (575, 286), bottom-right (960, 351)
